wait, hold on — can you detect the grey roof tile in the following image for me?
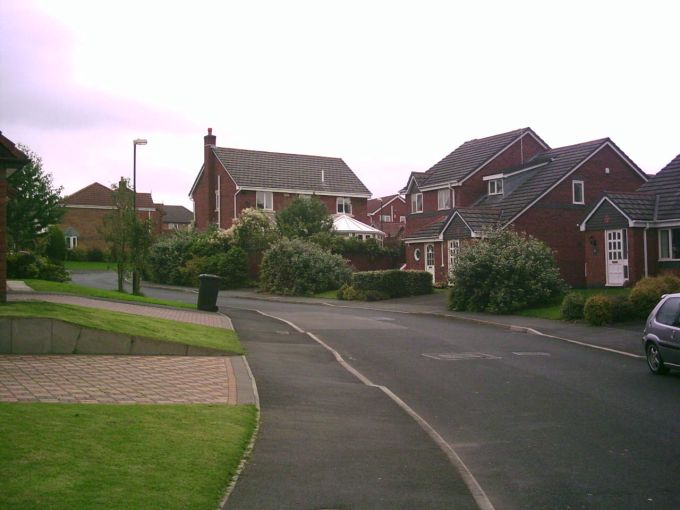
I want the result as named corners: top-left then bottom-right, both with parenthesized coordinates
top-left (638, 153), bottom-right (680, 221)
top-left (162, 205), bottom-right (193, 224)
top-left (212, 147), bottom-right (371, 196)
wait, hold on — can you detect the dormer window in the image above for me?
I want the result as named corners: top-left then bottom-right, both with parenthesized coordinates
top-left (488, 179), bottom-right (503, 195)
top-left (411, 193), bottom-right (423, 213)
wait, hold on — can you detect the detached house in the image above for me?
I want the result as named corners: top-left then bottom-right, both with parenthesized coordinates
top-left (190, 129), bottom-right (372, 230)
top-left (368, 194), bottom-right (407, 242)
top-left (402, 128), bottom-right (648, 286)
top-left (581, 154), bottom-right (680, 286)
top-left (59, 181), bottom-right (162, 251)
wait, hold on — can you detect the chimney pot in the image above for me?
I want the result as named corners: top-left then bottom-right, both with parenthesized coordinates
top-left (208, 128), bottom-right (212, 135)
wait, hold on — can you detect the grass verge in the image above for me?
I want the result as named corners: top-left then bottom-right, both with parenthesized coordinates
top-left (515, 287), bottom-right (631, 320)
top-left (0, 302), bottom-right (243, 354)
top-left (0, 403), bottom-right (257, 510)
top-left (64, 261), bottom-right (116, 271)
top-left (313, 289), bottom-right (338, 299)
top-left (25, 279), bottom-right (195, 309)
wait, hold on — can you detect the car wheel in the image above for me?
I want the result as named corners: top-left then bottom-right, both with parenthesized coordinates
top-left (646, 342), bottom-right (669, 375)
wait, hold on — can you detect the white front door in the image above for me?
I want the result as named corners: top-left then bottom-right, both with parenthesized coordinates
top-left (425, 244), bottom-right (435, 282)
top-left (606, 229), bottom-right (628, 286)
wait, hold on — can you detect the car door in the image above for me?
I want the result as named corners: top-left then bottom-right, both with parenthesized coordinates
top-left (651, 296), bottom-right (680, 364)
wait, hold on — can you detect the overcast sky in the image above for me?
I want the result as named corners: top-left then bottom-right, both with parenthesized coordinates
top-left (2, 0), bottom-right (678, 209)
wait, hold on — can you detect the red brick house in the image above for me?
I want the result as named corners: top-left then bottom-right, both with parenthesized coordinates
top-left (580, 153), bottom-right (680, 286)
top-left (160, 204), bottom-right (193, 232)
top-left (189, 129), bottom-right (372, 230)
top-left (0, 131), bottom-right (29, 302)
top-left (402, 127), bottom-right (648, 287)
top-left (368, 194), bottom-right (407, 242)
top-left (59, 181), bottom-right (162, 251)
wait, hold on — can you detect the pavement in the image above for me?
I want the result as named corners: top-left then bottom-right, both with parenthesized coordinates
top-left (2, 281), bottom-right (255, 405)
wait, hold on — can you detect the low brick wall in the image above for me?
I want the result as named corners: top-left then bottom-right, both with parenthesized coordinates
top-left (0, 317), bottom-right (227, 356)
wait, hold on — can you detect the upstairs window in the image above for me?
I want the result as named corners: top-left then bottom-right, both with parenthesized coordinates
top-left (256, 191), bottom-right (273, 210)
top-left (411, 193), bottom-right (423, 213)
top-left (337, 197), bottom-right (352, 214)
top-left (488, 179), bottom-right (503, 196)
top-left (437, 189), bottom-right (451, 210)
top-left (573, 180), bottom-right (585, 204)
top-left (381, 214), bottom-right (391, 223)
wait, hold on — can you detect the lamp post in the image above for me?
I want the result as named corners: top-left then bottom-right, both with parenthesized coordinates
top-left (132, 138), bottom-right (147, 295)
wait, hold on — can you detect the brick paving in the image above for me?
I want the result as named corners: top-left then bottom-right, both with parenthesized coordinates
top-left (9, 292), bottom-right (232, 329)
top-left (0, 355), bottom-right (237, 405)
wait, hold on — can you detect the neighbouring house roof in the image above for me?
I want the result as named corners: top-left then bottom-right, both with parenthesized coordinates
top-left (403, 207), bottom-right (503, 241)
top-left (381, 222), bottom-right (405, 238)
top-left (637, 153), bottom-right (680, 221)
top-left (63, 182), bottom-right (156, 209)
top-left (368, 194), bottom-right (405, 215)
top-left (201, 147), bottom-right (371, 197)
top-left (333, 214), bottom-right (384, 236)
top-left (0, 131), bottom-right (29, 173)
top-left (417, 127), bottom-right (550, 189)
top-left (162, 205), bottom-right (193, 224)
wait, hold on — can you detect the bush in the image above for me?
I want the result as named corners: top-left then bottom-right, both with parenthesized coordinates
top-left (629, 275), bottom-right (680, 319)
top-left (584, 295), bottom-right (613, 326)
top-left (310, 233), bottom-right (404, 266)
top-left (448, 229), bottom-right (566, 314)
top-left (147, 232), bottom-right (196, 285)
top-left (260, 238), bottom-right (351, 296)
top-left (44, 225), bottom-right (66, 262)
top-left (561, 292), bottom-right (586, 320)
top-left (7, 251), bottom-right (69, 282)
top-left (66, 247), bottom-right (88, 261)
top-left (337, 284), bottom-right (366, 301)
top-left (351, 269), bottom-right (432, 298)
top-left (178, 248), bottom-right (248, 289)
top-left (86, 247), bottom-right (106, 262)
top-left (610, 294), bottom-right (634, 323)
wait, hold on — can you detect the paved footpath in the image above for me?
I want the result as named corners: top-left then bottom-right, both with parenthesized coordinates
top-left (3, 286), bottom-right (254, 405)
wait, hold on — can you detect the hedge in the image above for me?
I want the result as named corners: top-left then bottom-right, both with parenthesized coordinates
top-left (351, 269), bottom-right (432, 298)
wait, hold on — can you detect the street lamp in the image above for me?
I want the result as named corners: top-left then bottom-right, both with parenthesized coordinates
top-left (133, 138), bottom-right (147, 211)
top-left (132, 138), bottom-right (147, 295)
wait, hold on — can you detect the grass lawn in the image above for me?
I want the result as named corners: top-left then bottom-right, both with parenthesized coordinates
top-left (25, 279), bottom-right (195, 310)
top-left (0, 402), bottom-right (257, 510)
top-left (515, 287), bottom-right (631, 320)
top-left (313, 289), bottom-right (339, 299)
top-left (64, 261), bottom-right (116, 271)
top-left (0, 302), bottom-right (243, 354)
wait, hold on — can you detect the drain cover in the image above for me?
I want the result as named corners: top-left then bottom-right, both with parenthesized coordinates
top-left (422, 352), bottom-right (501, 361)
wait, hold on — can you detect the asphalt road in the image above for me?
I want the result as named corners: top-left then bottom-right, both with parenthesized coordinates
top-left (71, 273), bottom-right (680, 509)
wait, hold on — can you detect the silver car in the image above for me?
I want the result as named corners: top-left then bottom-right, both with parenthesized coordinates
top-left (643, 293), bottom-right (680, 374)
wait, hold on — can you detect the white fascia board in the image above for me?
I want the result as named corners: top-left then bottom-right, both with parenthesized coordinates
top-left (459, 131), bottom-right (550, 186)
top-left (649, 219), bottom-right (680, 228)
top-left (578, 196), bottom-right (635, 231)
top-left (505, 141), bottom-right (627, 228)
top-left (419, 181), bottom-right (461, 192)
top-left (482, 174), bottom-right (503, 182)
top-left (440, 210), bottom-right (475, 237)
top-left (239, 186), bottom-right (370, 198)
top-left (368, 194), bottom-right (403, 215)
top-left (404, 238), bottom-right (440, 244)
top-left (188, 163), bottom-right (205, 197)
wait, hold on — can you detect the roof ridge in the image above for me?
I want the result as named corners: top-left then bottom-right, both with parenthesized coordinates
top-left (546, 138), bottom-right (609, 153)
top-left (214, 146), bottom-right (343, 161)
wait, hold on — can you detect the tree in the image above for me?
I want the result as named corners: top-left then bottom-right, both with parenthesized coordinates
top-left (226, 208), bottom-right (279, 253)
top-left (276, 197), bottom-right (333, 239)
top-left (101, 179), bottom-right (135, 292)
top-left (7, 145), bottom-right (63, 250)
top-left (448, 228), bottom-right (567, 314)
top-left (130, 216), bottom-right (155, 295)
top-left (44, 225), bottom-right (66, 262)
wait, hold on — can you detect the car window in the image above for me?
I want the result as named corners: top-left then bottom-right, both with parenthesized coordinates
top-left (655, 297), bottom-right (680, 326)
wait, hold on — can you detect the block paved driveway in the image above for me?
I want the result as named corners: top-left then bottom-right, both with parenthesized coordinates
top-left (3, 291), bottom-right (237, 405)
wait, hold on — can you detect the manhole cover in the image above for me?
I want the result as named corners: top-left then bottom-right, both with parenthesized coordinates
top-left (422, 352), bottom-right (501, 361)
top-left (512, 352), bottom-right (551, 356)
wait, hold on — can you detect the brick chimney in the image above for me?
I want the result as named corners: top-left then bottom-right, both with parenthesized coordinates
top-left (204, 128), bottom-right (217, 224)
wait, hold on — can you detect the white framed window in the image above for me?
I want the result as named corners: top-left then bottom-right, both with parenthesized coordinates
top-left (65, 236), bottom-right (78, 250)
top-left (381, 214), bottom-right (391, 222)
top-left (411, 193), bottom-right (423, 213)
top-left (448, 240), bottom-right (460, 274)
top-left (438, 189), bottom-right (451, 210)
top-left (256, 191), bottom-right (273, 210)
top-left (659, 228), bottom-right (680, 260)
top-left (426, 244), bottom-right (435, 266)
top-left (399, 216), bottom-right (406, 223)
top-left (573, 180), bottom-right (585, 204)
top-left (414, 248), bottom-right (421, 261)
top-left (337, 197), bottom-right (352, 214)
top-left (488, 179), bottom-right (503, 195)
top-left (298, 193), bottom-right (311, 200)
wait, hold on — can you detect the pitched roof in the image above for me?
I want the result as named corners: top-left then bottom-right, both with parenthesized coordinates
top-left (453, 207), bottom-right (503, 233)
top-left (418, 127), bottom-right (549, 189)
top-left (403, 212), bottom-right (451, 240)
top-left (162, 205), bottom-right (193, 224)
top-left (474, 138), bottom-right (610, 223)
top-left (211, 147), bottom-right (371, 197)
top-left (63, 182), bottom-right (156, 209)
top-left (368, 194), bottom-right (404, 214)
top-left (638, 153), bottom-right (680, 221)
top-left (0, 131), bottom-right (29, 170)
top-left (333, 214), bottom-right (384, 235)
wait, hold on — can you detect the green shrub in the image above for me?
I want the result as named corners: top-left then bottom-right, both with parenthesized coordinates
top-left (352, 269), bottom-right (432, 298)
top-left (147, 232), bottom-right (195, 285)
top-left (66, 247), bottom-right (88, 262)
top-left (448, 229), bottom-right (566, 314)
top-left (583, 295), bottom-right (613, 326)
top-left (179, 248), bottom-right (248, 289)
top-left (260, 238), bottom-right (351, 296)
top-left (337, 284), bottom-right (366, 301)
top-left (561, 292), bottom-right (586, 320)
top-left (609, 294), bottom-right (634, 322)
top-left (629, 275), bottom-right (680, 318)
top-left (44, 225), bottom-right (66, 262)
top-left (364, 289), bottom-right (390, 301)
top-left (7, 251), bottom-right (69, 282)
top-left (86, 247), bottom-right (106, 262)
